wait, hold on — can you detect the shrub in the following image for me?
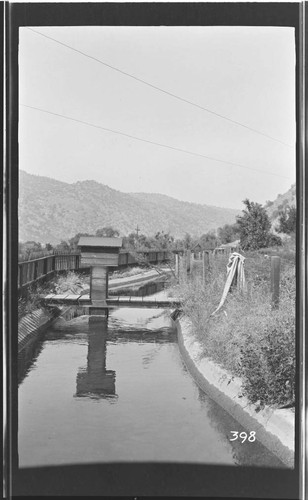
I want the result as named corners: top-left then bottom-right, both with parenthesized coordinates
top-left (18, 271), bottom-right (88, 320)
top-left (276, 206), bottom-right (297, 235)
top-left (237, 199), bottom-right (272, 250)
top-left (240, 310), bottom-right (295, 408)
top-left (179, 252), bottom-right (295, 408)
top-left (54, 271), bottom-right (87, 294)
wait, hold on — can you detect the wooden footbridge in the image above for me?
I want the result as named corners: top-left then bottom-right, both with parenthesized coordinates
top-left (35, 237), bottom-right (182, 317)
top-left (41, 293), bottom-right (181, 309)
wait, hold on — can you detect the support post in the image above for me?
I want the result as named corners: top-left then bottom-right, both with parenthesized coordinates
top-left (175, 253), bottom-right (179, 279)
top-left (202, 251), bottom-right (210, 284)
top-left (271, 256), bottom-right (281, 310)
top-left (186, 249), bottom-right (191, 276)
top-left (90, 266), bottom-right (108, 304)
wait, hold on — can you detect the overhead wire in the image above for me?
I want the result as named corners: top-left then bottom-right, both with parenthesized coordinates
top-left (20, 103), bottom-right (292, 180)
top-left (26, 27), bottom-right (293, 148)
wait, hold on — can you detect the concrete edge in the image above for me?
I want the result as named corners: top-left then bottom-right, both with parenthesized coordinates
top-left (18, 307), bottom-right (66, 351)
top-left (175, 316), bottom-right (295, 468)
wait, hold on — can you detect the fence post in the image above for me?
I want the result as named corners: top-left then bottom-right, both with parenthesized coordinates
top-left (202, 251), bottom-right (209, 285)
top-left (33, 260), bottom-right (38, 280)
top-left (186, 249), bottom-right (191, 276)
top-left (271, 256), bottom-right (281, 310)
top-left (43, 257), bottom-right (47, 276)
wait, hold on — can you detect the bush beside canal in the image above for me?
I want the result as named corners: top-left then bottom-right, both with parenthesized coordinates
top-left (175, 248), bottom-right (295, 409)
top-left (18, 271), bottom-right (89, 320)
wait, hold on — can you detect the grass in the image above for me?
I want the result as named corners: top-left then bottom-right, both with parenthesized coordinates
top-left (53, 271), bottom-right (88, 294)
top-left (18, 271), bottom-right (89, 320)
top-left (175, 248), bottom-right (295, 409)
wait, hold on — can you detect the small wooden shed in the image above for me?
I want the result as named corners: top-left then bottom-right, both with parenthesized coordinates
top-left (78, 237), bottom-right (122, 306)
top-left (78, 237), bottom-right (123, 267)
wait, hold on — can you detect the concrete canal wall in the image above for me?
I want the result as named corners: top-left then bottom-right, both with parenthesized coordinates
top-left (176, 316), bottom-right (295, 468)
top-left (18, 308), bottom-right (62, 351)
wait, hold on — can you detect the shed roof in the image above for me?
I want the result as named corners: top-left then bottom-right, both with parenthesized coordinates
top-left (78, 236), bottom-right (123, 248)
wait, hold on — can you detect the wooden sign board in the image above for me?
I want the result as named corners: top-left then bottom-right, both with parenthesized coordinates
top-left (78, 237), bottom-right (122, 268)
top-left (81, 255), bottom-right (119, 267)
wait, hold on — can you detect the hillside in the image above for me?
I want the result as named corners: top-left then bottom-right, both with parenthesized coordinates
top-left (265, 184), bottom-right (296, 227)
top-left (18, 170), bottom-right (240, 244)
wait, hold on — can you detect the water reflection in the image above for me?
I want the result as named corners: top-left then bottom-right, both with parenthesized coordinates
top-left (75, 321), bottom-right (117, 401)
top-left (18, 334), bottom-right (45, 385)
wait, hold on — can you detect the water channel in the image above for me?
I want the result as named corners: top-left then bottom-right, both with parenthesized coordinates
top-left (18, 279), bottom-right (285, 468)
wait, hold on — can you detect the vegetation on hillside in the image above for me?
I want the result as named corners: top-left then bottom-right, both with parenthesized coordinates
top-left (19, 226), bottom-right (221, 261)
top-left (265, 183), bottom-right (296, 220)
top-left (276, 206), bottom-right (297, 235)
top-left (19, 170), bottom-right (240, 243)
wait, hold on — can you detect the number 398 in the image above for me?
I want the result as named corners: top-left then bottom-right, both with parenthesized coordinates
top-left (230, 431), bottom-right (256, 443)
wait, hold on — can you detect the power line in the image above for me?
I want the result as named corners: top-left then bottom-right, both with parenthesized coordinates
top-left (27, 28), bottom-right (293, 148)
top-left (21, 103), bottom-right (292, 180)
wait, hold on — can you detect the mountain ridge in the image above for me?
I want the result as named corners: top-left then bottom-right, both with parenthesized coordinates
top-left (19, 170), bottom-right (241, 243)
top-left (19, 170), bottom-right (294, 244)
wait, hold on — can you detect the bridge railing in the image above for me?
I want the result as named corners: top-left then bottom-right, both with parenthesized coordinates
top-left (18, 250), bottom-right (171, 289)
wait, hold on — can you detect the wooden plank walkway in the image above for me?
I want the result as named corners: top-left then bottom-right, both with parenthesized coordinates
top-left (41, 294), bottom-right (181, 309)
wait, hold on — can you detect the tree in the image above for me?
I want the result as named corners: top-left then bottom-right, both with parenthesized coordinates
top-left (276, 206), bottom-right (296, 235)
top-left (55, 240), bottom-right (70, 252)
top-left (154, 231), bottom-right (174, 250)
top-left (123, 232), bottom-right (138, 249)
top-left (68, 232), bottom-right (92, 250)
top-left (19, 241), bottom-right (43, 259)
top-left (95, 226), bottom-right (120, 238)
top-left (199, 230), bottom-right (218, 250)
top-left (183, 233), bottom-right (193, 250)
top-left (217, 223), bottom-right (240, 244)
top-left (236, 199), bottom-right (273, 250)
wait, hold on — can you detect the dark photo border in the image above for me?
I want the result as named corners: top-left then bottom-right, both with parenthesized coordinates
top-left (5, 2), bottom-right (305, 499)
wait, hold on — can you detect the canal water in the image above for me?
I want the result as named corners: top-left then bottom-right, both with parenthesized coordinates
top-left (18, 281), bottom-right (285, 468)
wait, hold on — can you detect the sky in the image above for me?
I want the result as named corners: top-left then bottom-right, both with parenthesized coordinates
top-left (19, 26), bottom-right (296, 209)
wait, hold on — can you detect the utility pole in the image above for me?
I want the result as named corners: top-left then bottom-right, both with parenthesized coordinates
top-left (135, 225), bottom-right (140, 250)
